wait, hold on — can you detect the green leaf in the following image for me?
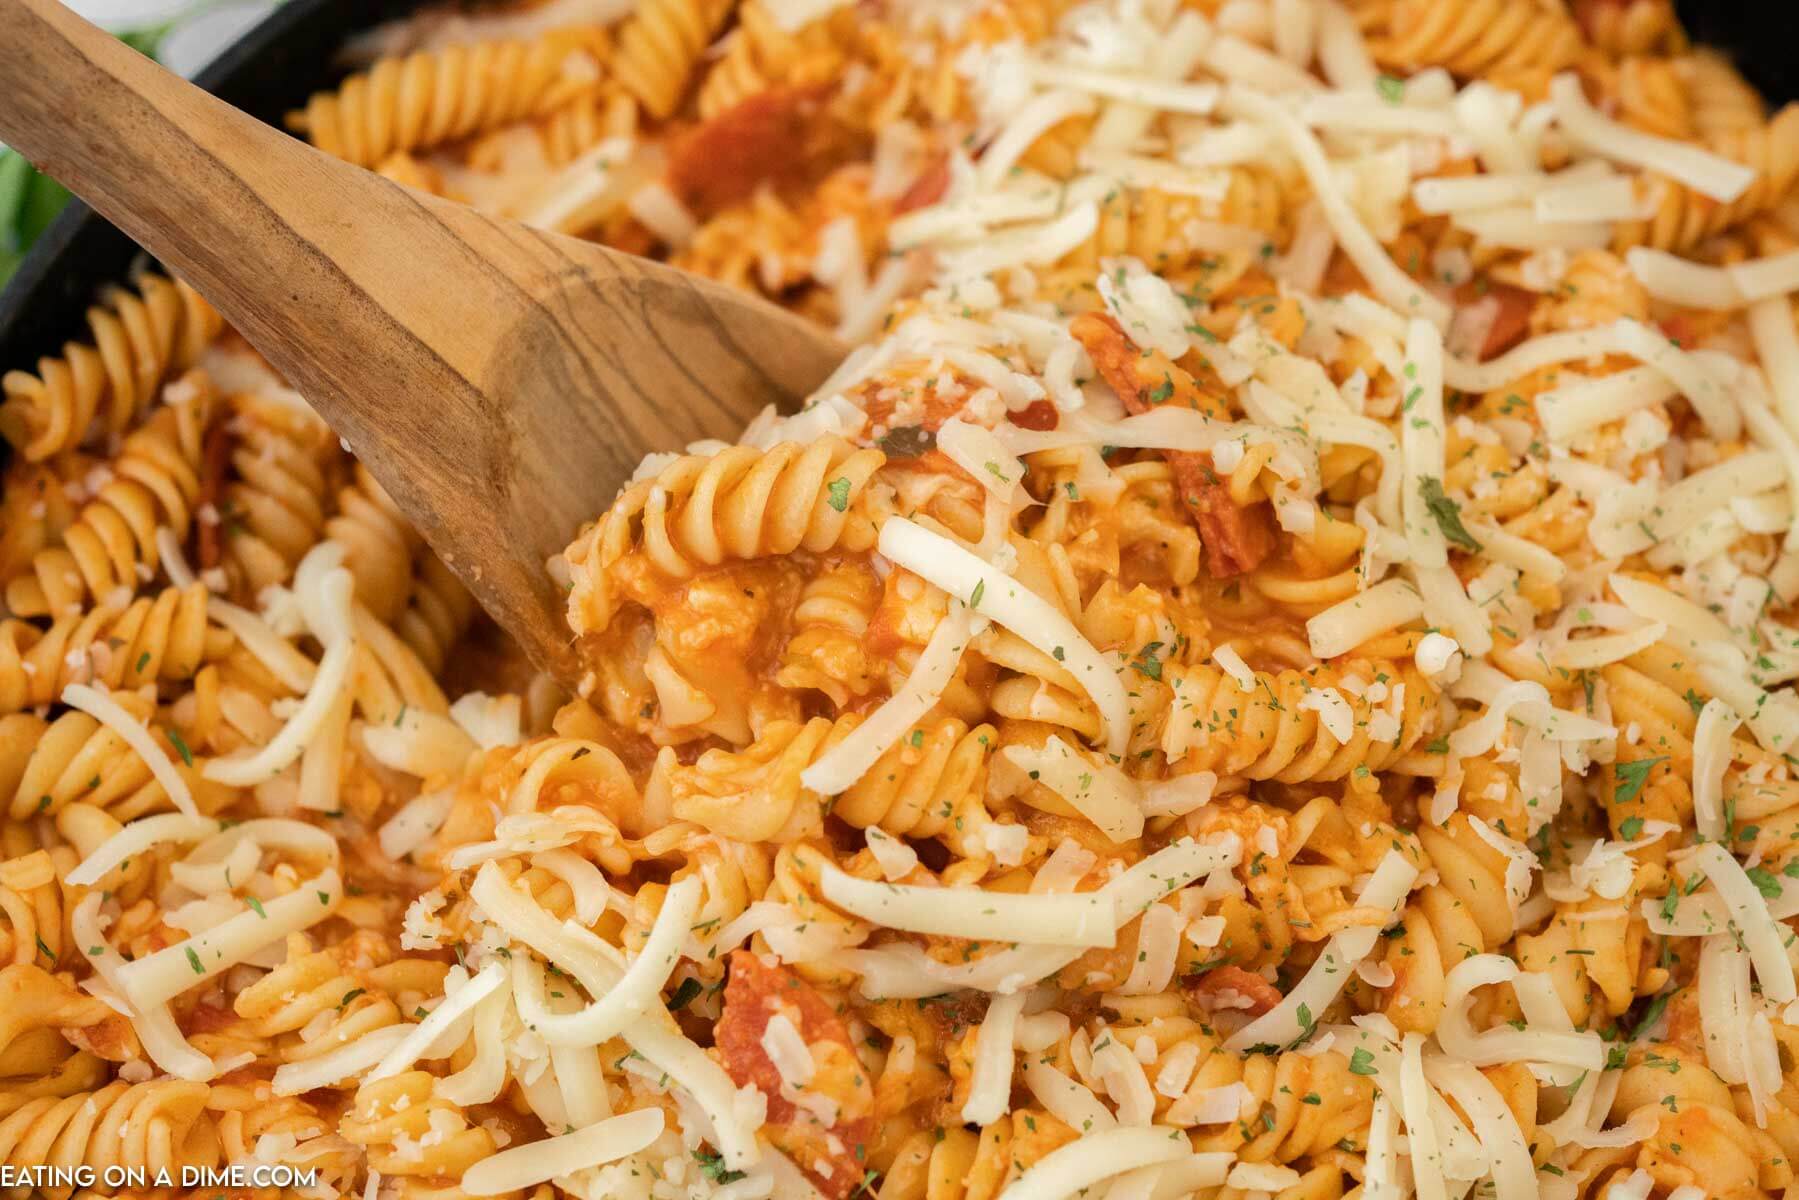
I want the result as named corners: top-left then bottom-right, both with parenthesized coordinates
top-left (1619, 816), bottom-right (1644, 840)
top-left (1418, 476), bottom-right (1482, 552)
top-left (17, 163), bottom-right (70, 247)
top-left (692, 1151), bottom-right (745, 1185)
top-left (1348, 1047), bottom-right (1377, 1076)
top-left (825, 477), bottom-right (851, 512)
top-left (1746, 866), bottom-right (1783, 900)
top-left (116, 21), bottom-right (177, 59)
top-left (1375, 75), bottom-right (1404, 104)
top-left (1613, 756), bottom-right (1667, 805)
top-left (166, 727), bottom-right (194, 768)
top-left (0, 152), bottom-right (33, 253)
top-left (1629, 991), bottom-right (1671, 1040)
top-left (667, 977), bottom-right (704, 1011)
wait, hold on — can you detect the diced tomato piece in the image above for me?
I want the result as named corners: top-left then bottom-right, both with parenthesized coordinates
top-left (716, 952), bottom-right (874, 1199)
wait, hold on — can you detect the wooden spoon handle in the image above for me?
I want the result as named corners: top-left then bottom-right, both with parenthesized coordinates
top-left (0, 0), bottom-right (842, 683)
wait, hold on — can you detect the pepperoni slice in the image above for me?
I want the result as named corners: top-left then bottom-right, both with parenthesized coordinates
top-left (667, 86), bottom-right (836, 214)
top-left (1070, 313), bottom-right (1274, 576)
top-left (715, 951), bottom-right (874, 1199)
top-left (1010, 398), bottom-right (1059, 432)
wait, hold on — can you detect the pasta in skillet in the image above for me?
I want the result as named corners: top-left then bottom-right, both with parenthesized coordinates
top-left (7, 0), bottom-right (1799, 1198)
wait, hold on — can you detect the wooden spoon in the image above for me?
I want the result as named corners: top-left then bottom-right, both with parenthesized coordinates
top-left (0, 0), bottom-right (845, 684)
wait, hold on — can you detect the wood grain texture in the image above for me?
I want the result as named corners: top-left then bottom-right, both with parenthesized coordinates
top-left (0, 0), bottom-right (845, 683)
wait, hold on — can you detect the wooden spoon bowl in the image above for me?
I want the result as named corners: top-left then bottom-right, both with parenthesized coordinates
top-left (0, 0), bottom-right (845, 683)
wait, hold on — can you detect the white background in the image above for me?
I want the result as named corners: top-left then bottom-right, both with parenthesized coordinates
top-left (64, 0), bottom-right (283, 77)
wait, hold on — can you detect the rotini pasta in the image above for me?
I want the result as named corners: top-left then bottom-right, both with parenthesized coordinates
top-left (287, 27), bottom-right (612, 167)
top-left (3, 370), bottom-right (214, 619)
top-left (9, 1), bottom-right (1799, 1197)
top-left (0, 275), bottom-right (218, 463)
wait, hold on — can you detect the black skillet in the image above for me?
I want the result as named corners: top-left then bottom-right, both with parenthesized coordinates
top-left (1, 0), bottom-right (1796, 459)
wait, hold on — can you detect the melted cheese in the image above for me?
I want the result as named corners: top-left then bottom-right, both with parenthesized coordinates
top-left (1692, 699), bottom-right (1739, 841)
top-left (1424, 1058), bottom-right (1535, 1200)
top-left (1536, 366), bottom-right (1677, 444)
top-left (999, 736), bottom-right (1145, 843)
top-left (471, 865), bottom-right (761, 1168)
top-left (841, 837), bottom-right (1240, 997)
top-left (463, 1107), bottom-right (665, 1196)
top-left (1550, 73), bottom-right (1756, 202)
top-left (878, 518), bottom-right (1128, 753)
top-left (1693, 843), bottom-right (1798, 1003)
top-left (73, 894), bottom-right (214, 1081)
top-left (962, 991), bottom-right (1027, 1125)
top-left (117, 869), bottom-right (342, 1009)
top-left (801, 603), bottom-right (974, 796)
top-left (937, 419), bottom-right (1028, 503)
top-left (205, 549), bottom-right (354, 789)
top-left (1024, 1060), bottom-right (1117, 1134)
top-left (1307, 578), bottom-right (1424, 658)
top-left (67, 813), bottom-right (218, 887)
top-left (273, 1026), bottom-right (410, 1097)
top-left (61, 684), bottom-right (198, 818)
top-left (1224, 850), bottom-right (1417, 1051)
top-left (994, 1127), bottom-right (1192, 1200)
top-left (1435, 956), bottom-right (1604, 1069)
top-left (509, 874), bottom-right (699, 1045)
top-left (1224, 88), bottom-right (1448, 327)
top-left (817, 858), bottom-right (1114, 947)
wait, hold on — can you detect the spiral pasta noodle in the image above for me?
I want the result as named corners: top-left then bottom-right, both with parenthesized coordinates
top-left (1159, 659), bottom-right (1439, 785)
top-left (774, 558), bottom-right (883, 707)
top-left (0, 1079), bottom-right (218, 1182)
top-left (1610, 104), bottom-right (1799, 252)
top-left (218, 389), bottom-right (339, 595)
top-left (0, 584), bottom-right (227, 715)
top-left (1376, 0), bottom-right (1585, 96)
top-left (1573, 0), bottom-right (1683, 59)
top-left (1061, 172), bottom-right (1295, 272)
top-left (3, 371), bottom-right (214, 619)
top-left (0, 276), bottom-right (218, 464)
top-left (7, 0), bottom-right (1799, 1196)
top-left (611, 0), bottom-right (737, 119)
top-left (288, 27), bottom-right (612, 167)
top-left (696, 0), bottom-right (852, 119)
top-left (563, 436), bottom-right (884, 637)
top-left (395, 553), bottom-right (477, 674)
